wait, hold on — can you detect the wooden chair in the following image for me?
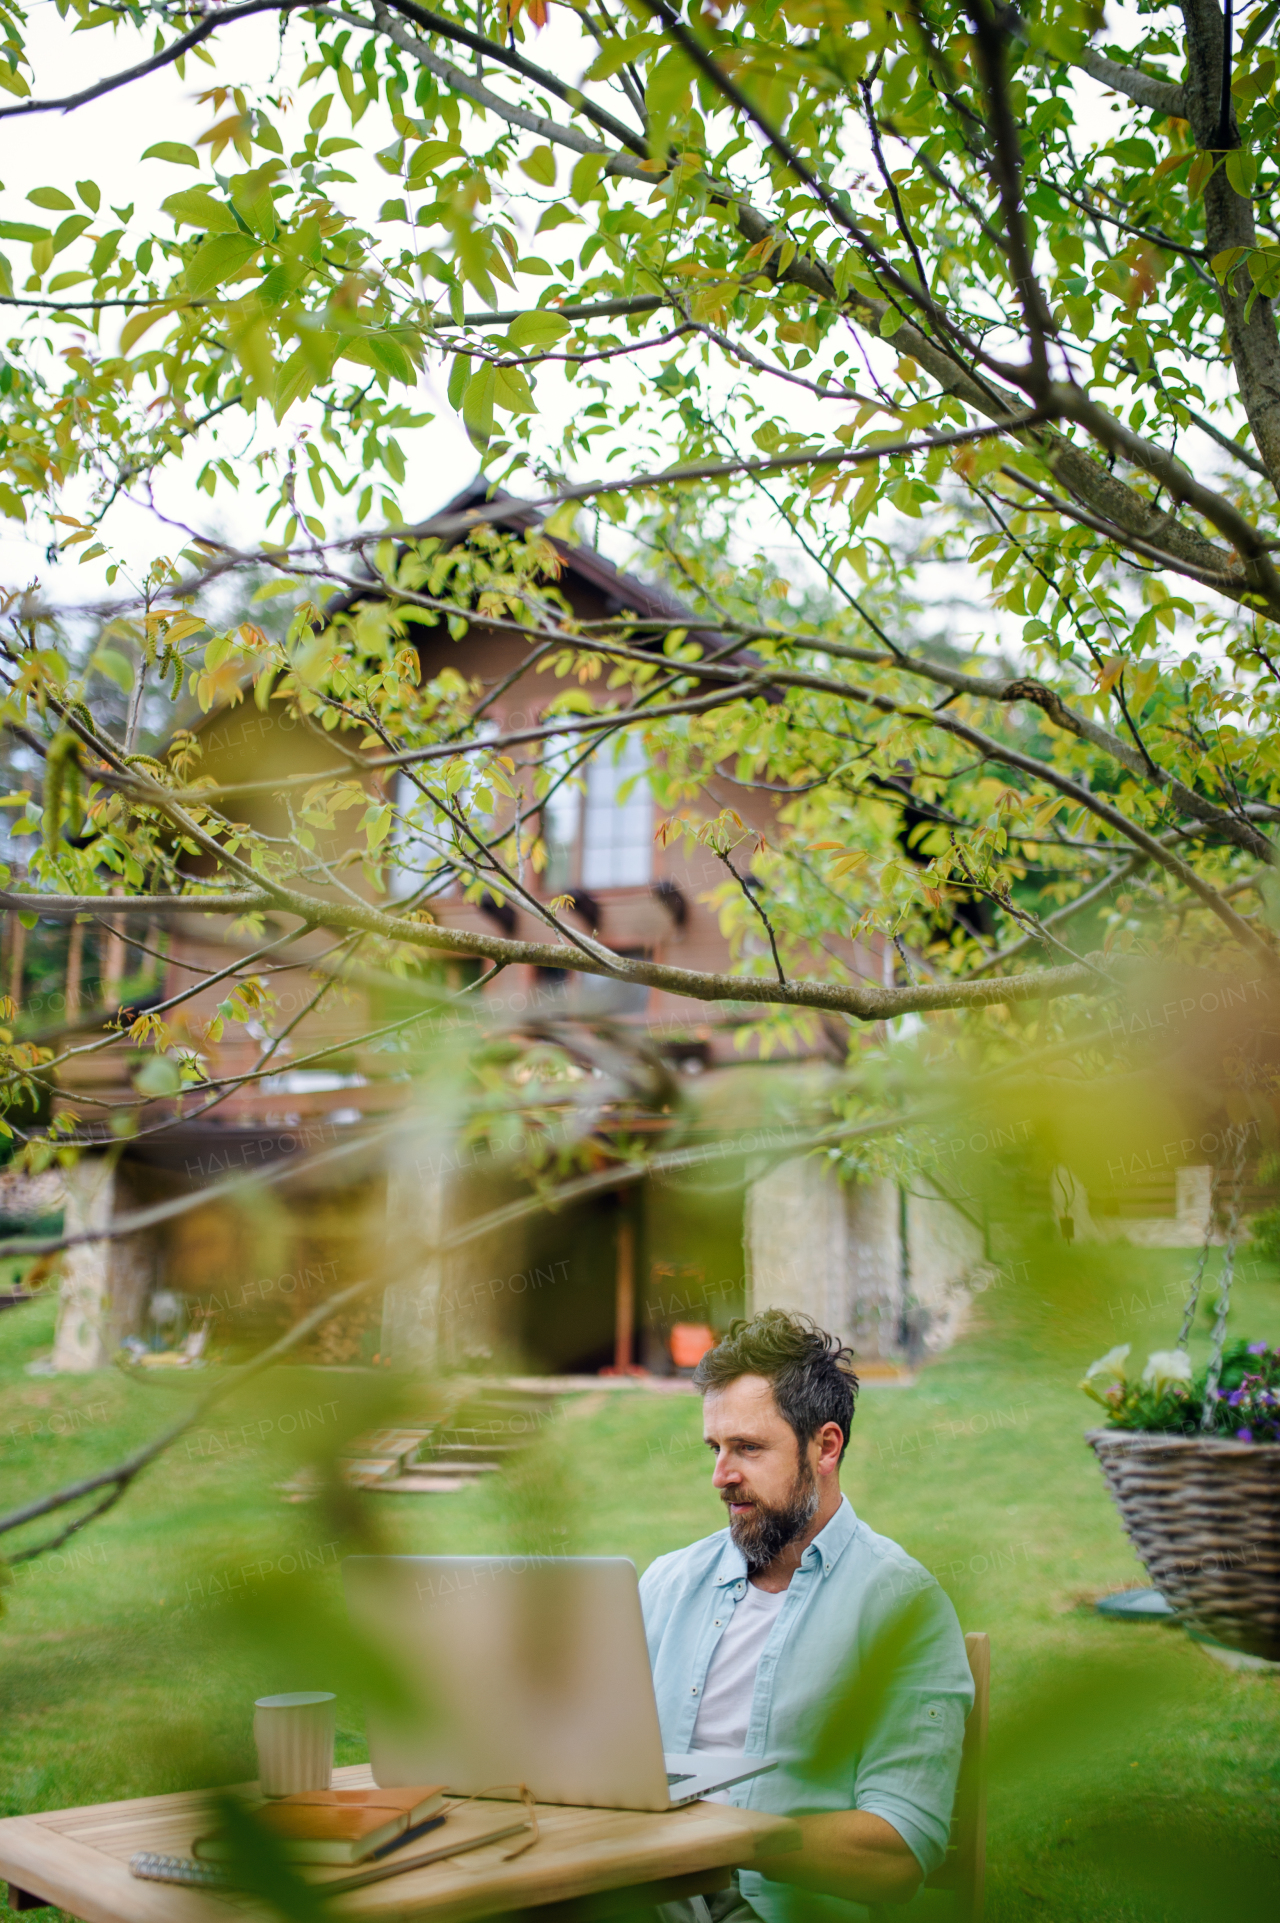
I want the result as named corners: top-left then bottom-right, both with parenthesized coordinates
top-left (922, 1631), bottom-right (990, 1923)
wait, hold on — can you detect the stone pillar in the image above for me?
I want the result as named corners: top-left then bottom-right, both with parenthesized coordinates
top-left (744, 1156), bottom-right (904, 1361)
top-left (745, 1157), bottom-right (984, 1362)
top-left (380, 1150), bottom-right (447, 1371)
top-left (1176, 1165), bottom-right (1212, 1240)
top-left (51, 1156), bottom-right (156, 1370)
top-left (845, 1179), bottom-right (905, 1359)
top-left (902, 1178), bottom-right (986, 1355)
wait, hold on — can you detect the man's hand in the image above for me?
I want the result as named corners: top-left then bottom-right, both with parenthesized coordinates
top-left (753, 1810), bottom-right (923, 1907)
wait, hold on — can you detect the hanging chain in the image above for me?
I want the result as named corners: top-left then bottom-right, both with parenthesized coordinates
top-left (1200, 1120), bottom-right (1249, 1431)
top-left (1177, 1161), bottom-right (1219, 1351)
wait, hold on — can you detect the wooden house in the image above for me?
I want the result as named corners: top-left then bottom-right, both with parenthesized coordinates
top-left (46, 486), bottom-right (980, 1380)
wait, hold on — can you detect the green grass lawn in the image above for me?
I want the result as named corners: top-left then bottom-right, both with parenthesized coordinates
top-left (2, 1237), bottom-right (1279, 1922)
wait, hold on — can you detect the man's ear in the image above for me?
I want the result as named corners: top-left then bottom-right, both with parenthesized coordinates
top-left (815, 1420), bottom-right (844, 1475)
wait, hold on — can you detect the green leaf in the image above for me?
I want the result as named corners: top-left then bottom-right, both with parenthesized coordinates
top-left (52, 215), bottom-right (92, 255)
top-left (233, 317), bottom-right (276, 394)
top-left (75, 180), bottom-right (100, 211)
top-left (1188, 151), bottom-right (1218, 201)
top-left (1110, 138), bottom-right (1156, 170)
top-left (407, 139), bottom-right (460, 185)
top-left (494, 365), bottom-right (536, 414)
top-left (120, 306), bottom-right (172, 354)
top-left (162, 188), bottom-right (240, 233)
top-left (0, 223), bottom-right (47, 245)
top-left (230, 164), bottom-right (283, 241)
top-left (133, 1055), bottom-right (180, 1097)
top-left (142, 142), bottom-right (200, 168)
top-left (364, 802), bottom-right (394, 849)
top-left (27, 186), bottom-right (74, 211)
top-left (90, 647), bottom-right (134, 693)
top-left (185, 233), bottom-right (258, 298)
top-left (462, 362), bottom-right (496, 445)
top-left (505, 309), bottom-right (571, 351)
top-left (535, 204), bottom-right (581, 234)
top-left (447, 353), bottom-right (471, 409)
top-left (647, 50), bottom-right (694, 122)
top-left (583, 32), bottom-right (660, 82)
top-left (519, 145), bottom-right (557, 187)
top-left (273, 349), bottom-right (317, 421)
top-left (1226, 147), bottom-right (1257, 197)
top-left (363, 333), bottom-right (416, 383)
top-left (1211, 246), bottom-right (1248, 283)
top-left (569, 154), bottom-right (605, 204)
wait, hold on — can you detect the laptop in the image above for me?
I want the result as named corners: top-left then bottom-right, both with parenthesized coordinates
top-left (342, 1554), bottom-right (773, 1811)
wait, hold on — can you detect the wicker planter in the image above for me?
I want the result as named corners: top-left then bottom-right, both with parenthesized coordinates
top-left (1087, 1429), bottom-right (1280, 1661)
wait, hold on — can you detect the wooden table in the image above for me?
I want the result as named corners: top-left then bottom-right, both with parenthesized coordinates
top-left (0, 1765), bottom-right (800, 1923)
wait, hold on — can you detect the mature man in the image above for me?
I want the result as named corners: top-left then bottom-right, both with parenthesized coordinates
top-left (641, 1309), bottom-right (973, 1920)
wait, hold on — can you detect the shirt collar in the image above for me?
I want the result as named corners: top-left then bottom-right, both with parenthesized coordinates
top-left (713, 1492), bottom-right (858, 1587)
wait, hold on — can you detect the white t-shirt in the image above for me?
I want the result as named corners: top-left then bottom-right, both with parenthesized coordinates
top-left (691, 1581), bottom-right (788, 1753)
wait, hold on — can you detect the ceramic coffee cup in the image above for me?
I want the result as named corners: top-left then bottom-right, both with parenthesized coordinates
top-left (253, 1691), bottom-right (336, 1796)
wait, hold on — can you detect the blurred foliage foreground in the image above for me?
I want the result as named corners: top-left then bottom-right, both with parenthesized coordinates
top-left (1, 1238), bottom-right (1279, 1923)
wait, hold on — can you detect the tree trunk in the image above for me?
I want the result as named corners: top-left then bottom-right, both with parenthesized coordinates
top-left (1180, 0), bottom-right (1280, 488)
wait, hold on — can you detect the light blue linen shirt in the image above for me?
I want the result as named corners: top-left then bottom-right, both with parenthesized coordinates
top-left (639, 1495), bottom-right (973, 1923)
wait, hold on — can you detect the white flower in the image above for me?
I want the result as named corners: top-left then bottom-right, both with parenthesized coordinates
top-left (1084, 1344), bottom-right (1131, 1386)
top-left (1141, 1349), bottom-right (1194, 1398)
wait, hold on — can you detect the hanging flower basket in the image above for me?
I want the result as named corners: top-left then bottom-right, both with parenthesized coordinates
top-left (1080, 1138), bottom-right (1280, 1659)
top-left (1086, 1428), bottom-right (1280, 1661)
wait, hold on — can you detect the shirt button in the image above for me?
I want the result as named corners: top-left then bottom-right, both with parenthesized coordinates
top-left (691, 1686), bottom-right (699, 1694)
top-left (714, 1620), bottom-right (722, 1626)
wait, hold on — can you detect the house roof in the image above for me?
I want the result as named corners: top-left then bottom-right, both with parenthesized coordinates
top-left (419, 480), bottom-right (716, 630)
top-left (181, 480), bottom-right (732, 743)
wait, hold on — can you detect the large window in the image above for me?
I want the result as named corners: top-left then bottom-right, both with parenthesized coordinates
top-left (582, 733), bottom-right (651, 887)
top-left (541, 732), bottom-right (652, 891)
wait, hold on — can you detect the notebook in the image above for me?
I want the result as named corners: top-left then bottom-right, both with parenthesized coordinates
top-left (194, 1784), bottom-right (445, 1865)
top-left (132, 1800), bottom-right (532, 1893)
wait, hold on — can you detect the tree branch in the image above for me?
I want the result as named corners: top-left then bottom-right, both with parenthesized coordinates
top-left (380, 0), bottom-right (648, 153)
top-left (1072, 46), bottom-right (1188, 117)
top-left (0, 0), bottom-right (317, 121)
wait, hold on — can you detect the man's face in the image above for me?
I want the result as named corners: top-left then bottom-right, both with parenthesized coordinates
top-left (702, 1373), bottom-right (820, 1572)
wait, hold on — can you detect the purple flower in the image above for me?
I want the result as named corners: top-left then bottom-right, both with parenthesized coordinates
top-left (1248, 1341), bottom-right (1269, 1355)
top-left (1236, 1427), bottom-right (1254, 1442)
top-left (1228, 1389), bottom-right (1245, 1407)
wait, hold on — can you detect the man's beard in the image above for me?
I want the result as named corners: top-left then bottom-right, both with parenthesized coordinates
top-left (723, 1460), bottom-right (820, 1574)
